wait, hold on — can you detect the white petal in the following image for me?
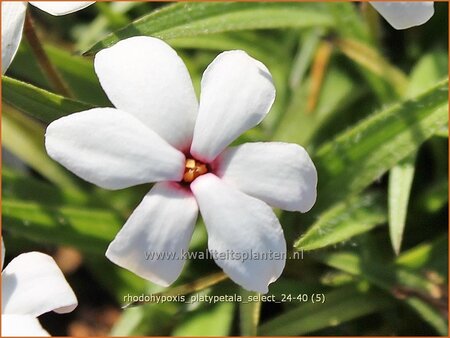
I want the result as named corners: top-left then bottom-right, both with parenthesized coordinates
top-left (45, 108), bottom-right (185, 190)
top-left (2, 315), bottom-right (49, 337)
top-left (190, 51), bottom-right (276, 162)
top-left (2, 252), bottom-right (77, 316)
top-left (2, 238), bottom-right (5, 270)
top-left (29, 1), bottom-right (94, 16)
top-left (106, 182), bottom-right (198, 286)
top-left (370, 2), bottom-right (434, 30)
top-left (1, 1), bottom-right (27, 74)
top-left (94, 36), bottom-right (198, 151)
top-left (191, 174), bottom-right (286, 293)
top-left (215, 142), bottom-right (317, 212)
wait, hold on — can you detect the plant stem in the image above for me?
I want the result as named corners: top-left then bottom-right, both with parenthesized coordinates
top-left (23, 11), bottom-right (72, 97)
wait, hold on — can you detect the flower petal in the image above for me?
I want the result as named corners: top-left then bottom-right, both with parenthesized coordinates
top-left (106, 182), bottom-right (198, 286)
top-left (45, 108), bottom-right (185, 190)
top-left (370, 2), bottom-right (434, 30)
top-left (1, 314), bottom-right (49, 337)
top-left (2, 252), bottom-right (77, 316)
top-left (1, 1), bottom-right (27, 74)
top-left (94, 36), bottom-right (198, 151)
top-left (190, 51), bottom-right (276, 162)
top-left (2, 238), bottom-right (5, 270)
top-left (215, 142), bottom-right (317, 212)
top-left (29, 1), bottom-right (94, 16)
top-left (191, 174), bottom-right (286, 293)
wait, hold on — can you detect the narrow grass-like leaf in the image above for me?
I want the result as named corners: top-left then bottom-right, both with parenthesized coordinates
top-left (388, 154), bottom-right (416, 255)
top-left (313, 79), bottom-right (448, 211)
top-left (259, 284), bottom-right (393, 335)
top-left (85, 2), bottom-right (334, 54)
top-left (2, 106), bottom-right (87, 198)
top-left (274, 65), bottom-right (363, 145)
top-left (295, 193), bottom-right (386, 251)
top-left (418, 178), bottom-right (448, 213)
top-left (387, 50), bottom-right (447, 255)
top-left (10, 43), bottom-right (109, 105)
top-left (289, 28), bottom-right (324, 89)
top-left (2, 76), bottom-right (93, 123)
top-left (111, 302), bottom-right (179, 336)
top-left (3, 199), bottom-right (121, 255)
top-left (335, 38), bottom-right (408, 97)
top-left (396, 235), bottom-right (448, 277)
top-left (315, 251), bottom-right (448, 335)
top-left (3, 167), bottom-right (87, 206)
top-left (327, 2), bottom-right (371, 43)
top-left (173, 302), bottom-right (234, 336)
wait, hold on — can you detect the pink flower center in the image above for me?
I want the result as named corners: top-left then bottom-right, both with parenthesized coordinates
top-left (182, 158), bottom-right (208, 183)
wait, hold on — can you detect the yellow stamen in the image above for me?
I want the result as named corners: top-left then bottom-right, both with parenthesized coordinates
top-left (183, 158), bottom-right (208, 183)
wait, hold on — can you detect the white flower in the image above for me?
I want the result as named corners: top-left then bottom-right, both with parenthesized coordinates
top-left (1, 240), bottom-right (78, 336)
top-left (45, 36), bottom-right (317, 293)
top-left (370, 1), bottom-right (434, 30)
top-left (1, 1), bottom-right (94, 73)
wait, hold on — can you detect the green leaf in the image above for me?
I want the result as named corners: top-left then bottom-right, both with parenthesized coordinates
top-left (387, 50), bottom-right (447, 255)
top-left (315, 251), bottom-right (448, 335)
top-left (418, 178), bottom-right (449, 213)
top-left (168, 31), bottom-right (284, 64)
top-left (295, 193), bottom-right (386, 251)
top-left (111, 303), bottom-right (179, 336)
top-left (85, 2), bottom-right (334, 54)
top-left (10, 43), bottom-right (109, 106)
top-left (274, 64), bottom-right (364, 146)
top-left (173, 302), bottom-right (234, 336)
top-left (3, 199), bottom-right (121, 255)
top-left (239, 290), bottom-right (261, 336)
top-left (396, 235), bottom-right (448, 279)
top-left (335, 38), bottom-right (408, 97)
top-left (289, 28), bottom-right (324, 89)
top-left (2, 106), bottom-right (87, 199)
top-left (388, 154), bottom-right (416, 255)
top-left (327, 2), bottom-right (371, 43)
top-left (258, 284), bottom-right (393, 335)
top-left (313, 79), bottom-right (448, 211)
top-left (2, 76), bottom-right (93, 124)
top-left (3, 167), bottom-right (87, 206)
top-left (406, 50), bottom-right (448, 98)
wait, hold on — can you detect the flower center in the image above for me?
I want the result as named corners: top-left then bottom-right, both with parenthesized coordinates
top-left (183, 158), bottom-right (208, 183)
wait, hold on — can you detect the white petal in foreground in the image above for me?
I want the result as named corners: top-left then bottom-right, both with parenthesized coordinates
top-left (370, 2), bottom-right (434, 30)
top-left (191, 174), bottom-right (286, 293)
top-left (216, 142), bottom-right (317, 212)
top-left (95, 36), bottom-right (198, 151)
top-left (106, 182), bottom-right (198, 286)
top-left (45, 108), bottom-right (185, 190)
top-left (2, 252), bottom-right (77, 316)
top-left (29, 1), bottom-right (94, 16)
top-left (1, 314), bottom-right (49, 337)
top-left (2, 238), bottom-right (5, 269)
top-left (191, 51), bottom-right (276, 162)
top-left (1, 1), bottom-right (27, 74)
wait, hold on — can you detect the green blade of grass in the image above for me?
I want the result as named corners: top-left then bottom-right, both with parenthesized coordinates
top-left (259, 284), bottom-right (393, 335)
top-left (2, 76), bottom-right (93, 124)
top-left (85, 2), bottom-right (334, 54)
top-left (313, 79), bottom-right (448, 212)
top-left (295, 193), bottom-right (386, 251)
top-left (3, 199), bottom-right (121, 255)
